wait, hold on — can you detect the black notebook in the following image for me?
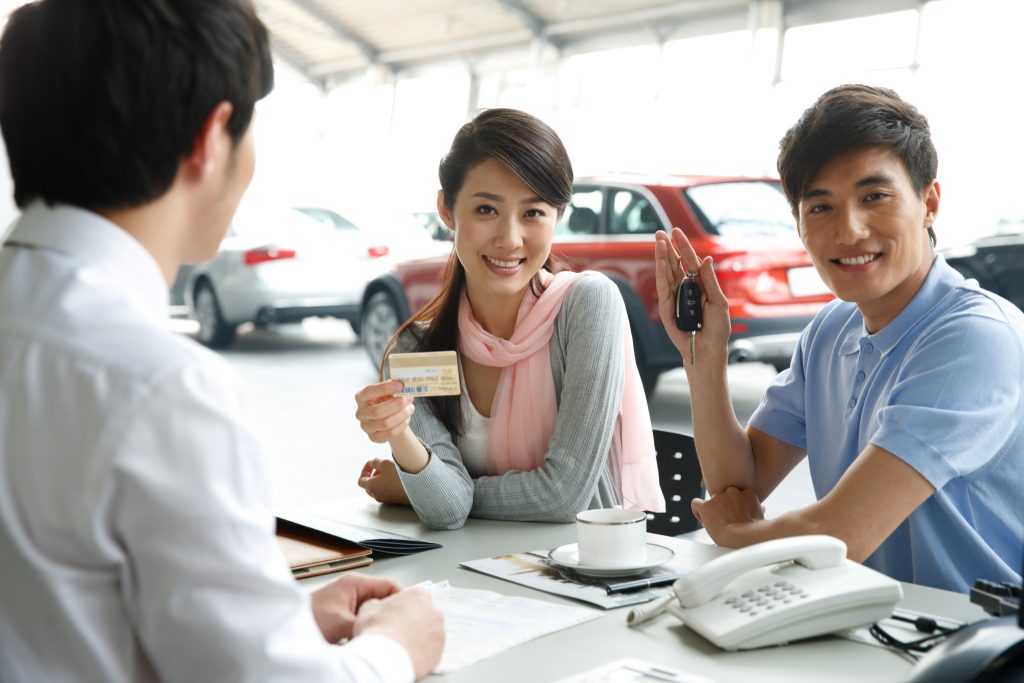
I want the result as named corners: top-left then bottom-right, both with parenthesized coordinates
top-left (276, 509), bottom-right (442, 556)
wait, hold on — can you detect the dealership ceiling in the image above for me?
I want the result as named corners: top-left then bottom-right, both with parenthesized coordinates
top-left (255, 0), bottom-right (924, 86)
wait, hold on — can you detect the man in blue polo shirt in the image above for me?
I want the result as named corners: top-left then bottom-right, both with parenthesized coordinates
top-left (654, 84), bottom-right (1024, 593)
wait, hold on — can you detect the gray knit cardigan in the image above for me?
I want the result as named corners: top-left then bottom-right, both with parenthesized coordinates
top-left (394, 274), bottom-right (632, 529)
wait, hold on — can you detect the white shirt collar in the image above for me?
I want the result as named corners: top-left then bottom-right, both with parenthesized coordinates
top-left (5, 201), bottom-right (170, 322)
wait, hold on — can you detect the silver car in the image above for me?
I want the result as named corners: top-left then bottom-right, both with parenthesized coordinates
top-left (185, 202), bottom-right (381, 347)
top-left (294, 203), bottom-right (451, 265)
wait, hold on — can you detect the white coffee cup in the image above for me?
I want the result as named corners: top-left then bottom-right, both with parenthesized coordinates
top-left (576, 508), bottom-right (648, 568)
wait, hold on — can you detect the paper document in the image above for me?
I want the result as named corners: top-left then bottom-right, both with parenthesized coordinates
top-left (461, 551), bottom-right (678, 609)
top-left (422, 580), bottom-right (602, 674)
top-left (555, 658), bottom-right (714, 683)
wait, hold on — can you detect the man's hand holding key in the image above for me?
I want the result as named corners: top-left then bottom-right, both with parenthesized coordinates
top-left (654, 227), bottom-right (733, 370)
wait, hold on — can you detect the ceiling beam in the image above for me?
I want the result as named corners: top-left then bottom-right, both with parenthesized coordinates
top-left (493, 0), bottom-right (565, 50)
top-left (310, 28), bottom-right (536, 77)
top-left (492, 0), bottom-right (542, 37)
top-left (288, 0), bottom-right (380, 63)
top-left (269, 34), bottom-right (325, 87)
top-left (544, 0), bottom-right (747, 38)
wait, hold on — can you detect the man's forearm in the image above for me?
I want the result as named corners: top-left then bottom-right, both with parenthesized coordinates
top-left (685, 358), bottom-right (756, 494)
top-left (702, 445), bottom-right (936, 564)
top-left (719, 508), bottom-right (824, 551)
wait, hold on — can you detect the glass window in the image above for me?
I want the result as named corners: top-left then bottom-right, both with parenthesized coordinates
top-left (782, 11), bottom-right (919, 81)
top-left (556, 188), bottom-right (603, 236)
top-left (609, 190), bottom-right (663, 235)
top-left (684, 182), bottom-right (795, 238)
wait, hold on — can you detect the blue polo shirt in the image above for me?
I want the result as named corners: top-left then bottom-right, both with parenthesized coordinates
top-left (749, 255), bottom-right (1024, 593)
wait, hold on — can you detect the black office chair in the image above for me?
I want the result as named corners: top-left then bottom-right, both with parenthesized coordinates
top-left (646, 430), bottom-right (705, 536)
top-left (567, 206), bottom-right (598, 234)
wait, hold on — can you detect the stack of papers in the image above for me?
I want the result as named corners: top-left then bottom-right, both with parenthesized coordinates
top-left (460, 551), bottom-right (680, 609)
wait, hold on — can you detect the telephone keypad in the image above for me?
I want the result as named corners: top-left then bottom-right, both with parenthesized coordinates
top-left (727, 580), bottom-right (808, 618)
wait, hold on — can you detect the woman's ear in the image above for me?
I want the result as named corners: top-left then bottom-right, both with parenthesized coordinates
top-left (436, 190), bottom-right (455, 230)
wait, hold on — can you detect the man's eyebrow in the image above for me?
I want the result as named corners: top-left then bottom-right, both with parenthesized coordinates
top-left (854, 173), bottom-right (897, 188)
top-left (801, 173), bottom-right (898, 201)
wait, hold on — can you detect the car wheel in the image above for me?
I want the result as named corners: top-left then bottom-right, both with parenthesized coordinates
top-left (194, 281), bottom-right (237, 348)
top-left (362, 290), bottom-right (401, 369)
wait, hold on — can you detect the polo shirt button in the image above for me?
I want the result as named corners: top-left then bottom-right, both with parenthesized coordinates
top-left (864, 342), bottom-right (874, 353)
top-left (856, 371), bottom-right (865, 382)
top-left (848, 397), bottom-right (857, 408)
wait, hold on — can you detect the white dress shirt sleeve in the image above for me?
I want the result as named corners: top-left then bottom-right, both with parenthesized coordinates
top-left (108, 356), bottom-right (414, 683)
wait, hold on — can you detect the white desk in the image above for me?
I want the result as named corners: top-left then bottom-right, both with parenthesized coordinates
top-left (299, 499), bottom-right (988, 683)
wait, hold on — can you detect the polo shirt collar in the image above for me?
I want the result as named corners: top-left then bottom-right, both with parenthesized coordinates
top-left (4, 201), bottom-right (169, 323)
top-left (840, 254), bottom-right (962, 356)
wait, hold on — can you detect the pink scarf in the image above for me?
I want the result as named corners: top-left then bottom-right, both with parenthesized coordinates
top-left (457, 270), bottom-right (665, 512)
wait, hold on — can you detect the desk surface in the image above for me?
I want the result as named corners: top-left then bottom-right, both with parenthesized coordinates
top-left (298, 498), bottom-right (988, 683)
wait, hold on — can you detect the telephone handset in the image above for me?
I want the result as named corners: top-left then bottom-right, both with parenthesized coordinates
top-left (628, 535), bottom-right (903, 651)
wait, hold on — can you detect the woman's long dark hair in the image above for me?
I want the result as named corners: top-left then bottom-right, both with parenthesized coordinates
top-left (383, 108), bottom-right (573, 436)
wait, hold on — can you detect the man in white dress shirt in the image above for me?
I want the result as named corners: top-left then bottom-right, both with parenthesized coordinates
top-left (0, 1), bottom-right (444, 682)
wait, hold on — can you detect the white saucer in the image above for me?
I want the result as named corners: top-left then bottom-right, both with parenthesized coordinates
top-left (547, 543), bottom-right (675, 578)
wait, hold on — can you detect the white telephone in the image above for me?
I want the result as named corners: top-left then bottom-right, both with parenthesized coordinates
top-left (627, 535), bottom-right (902, 650)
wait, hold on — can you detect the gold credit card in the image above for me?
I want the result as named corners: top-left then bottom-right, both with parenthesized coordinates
top-left (387, 351), bottom-right (461, 397)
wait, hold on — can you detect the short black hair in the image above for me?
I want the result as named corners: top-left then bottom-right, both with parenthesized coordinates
top-left (0, 0), bottom-right (274, 210)
top-left (777, 84), bottom-right (938, 245)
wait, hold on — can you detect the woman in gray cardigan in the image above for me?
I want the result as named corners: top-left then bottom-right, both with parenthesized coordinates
top-left (353, 109), bottom-right (663, 529)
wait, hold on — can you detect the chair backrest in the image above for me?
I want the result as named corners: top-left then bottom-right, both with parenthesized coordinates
top-left (646, 429), bottom-right (705, 536)
top-left (567, 206), bottom-right (599, 234)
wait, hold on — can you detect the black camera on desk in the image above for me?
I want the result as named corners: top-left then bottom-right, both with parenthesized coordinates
top-left (905, 555), bottom-right (1023, 683)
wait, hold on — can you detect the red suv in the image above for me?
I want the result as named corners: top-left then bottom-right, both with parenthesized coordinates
top-left (359, 174), bottom-right (833, 395)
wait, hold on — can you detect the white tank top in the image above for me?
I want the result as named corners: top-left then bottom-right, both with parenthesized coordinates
top-left (458, 392), bottom-right (491, 478)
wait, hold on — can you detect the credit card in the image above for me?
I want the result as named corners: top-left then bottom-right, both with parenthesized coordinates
top-left (387, 351), bottom-right (461, 397)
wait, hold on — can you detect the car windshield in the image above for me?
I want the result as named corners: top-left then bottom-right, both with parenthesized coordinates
top-left (294, 207), bottom-right (358, 231)
top-left (228, 203), bottom-right (334, 243)
top-left (352, 206), bottom-right (432, 239)
top-left (683, 181), bottom-right (796, 238)
top-left (294, 204), bottom-right (434, 246)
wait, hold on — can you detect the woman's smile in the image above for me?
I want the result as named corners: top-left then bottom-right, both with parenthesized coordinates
top-left (482, 254), bottom-right (526, 274)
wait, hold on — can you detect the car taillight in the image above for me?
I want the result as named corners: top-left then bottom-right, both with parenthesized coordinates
top-left (243, 247), bottom-right (297, 266)
top-left (367, 245), bottom-right (389, 258)
top-left (714, 257), bottom-right (793, 305)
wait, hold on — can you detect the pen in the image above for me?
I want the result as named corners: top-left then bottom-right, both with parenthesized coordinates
top-left (606, 574), bottom-right (682, 594)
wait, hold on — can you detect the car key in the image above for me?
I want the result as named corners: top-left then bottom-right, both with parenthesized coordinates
top-left (675, 273), bottom-right (703, 365)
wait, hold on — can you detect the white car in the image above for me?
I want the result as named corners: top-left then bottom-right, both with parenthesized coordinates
top-left (185, 202), bottom-right (385, 347)
top-left (294, 203), bottom-right (451, 265)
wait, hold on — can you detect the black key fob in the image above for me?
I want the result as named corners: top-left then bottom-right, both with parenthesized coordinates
top-left (676, 277), bottom-right (703, 332)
